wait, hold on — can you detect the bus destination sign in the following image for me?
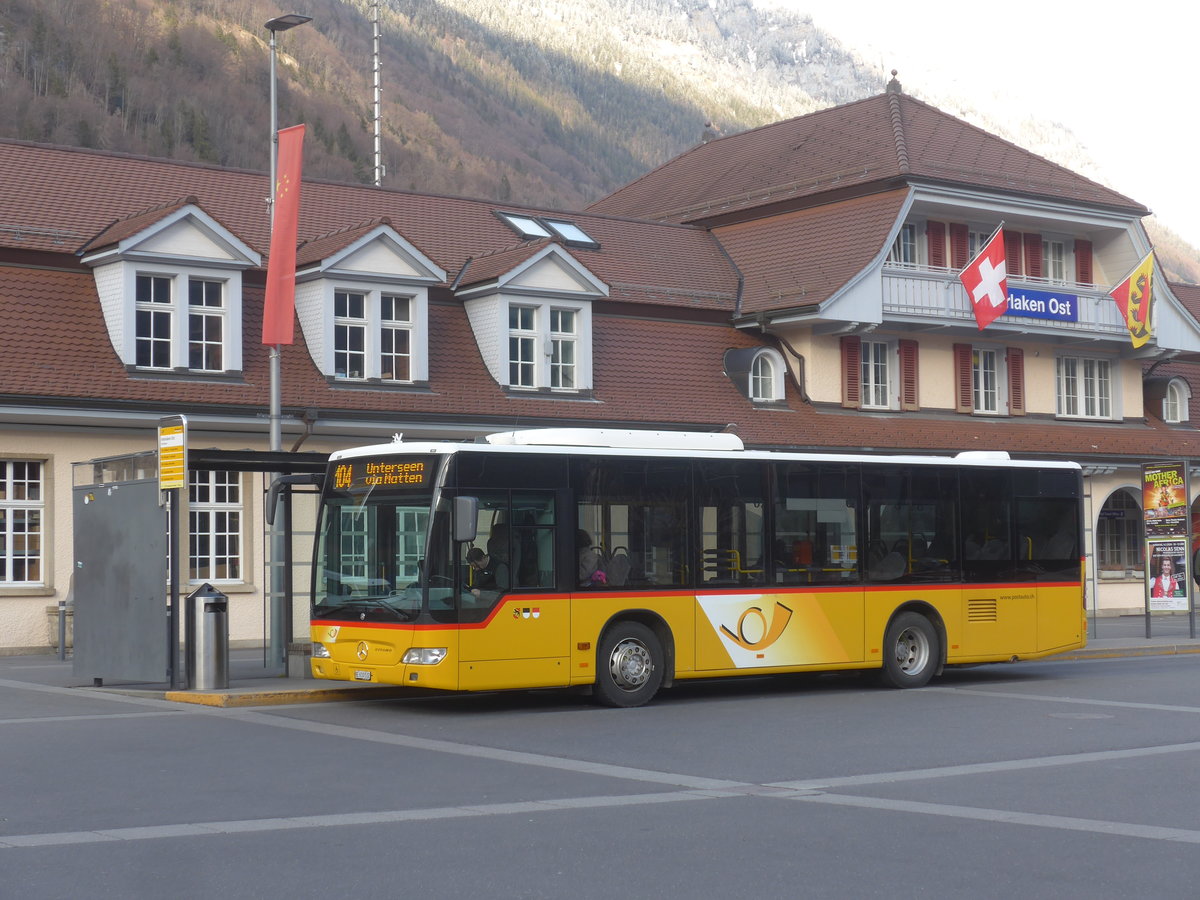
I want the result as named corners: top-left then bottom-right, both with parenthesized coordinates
top-left (333, 457), bottom-right (434, 492)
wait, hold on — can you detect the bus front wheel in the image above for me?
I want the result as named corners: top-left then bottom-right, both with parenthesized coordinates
top-left (880, 612), bottom-right (939, 689)
top-left (594, 621), bottom-right (664, 708)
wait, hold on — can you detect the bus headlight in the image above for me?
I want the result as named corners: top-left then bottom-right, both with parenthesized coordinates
top-left (402, 648), bottom-right (447, 665)
top-left (311, 643), bottom-right (331, 659)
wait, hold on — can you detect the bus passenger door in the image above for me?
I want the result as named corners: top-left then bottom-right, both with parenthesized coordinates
top-left (457, 490), bottom-right (570, 690)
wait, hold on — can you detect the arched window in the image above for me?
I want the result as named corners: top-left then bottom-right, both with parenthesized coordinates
top-left (1096, 489), bottom-right (1143, 577)
top-left (749, 350), bottom-right (784, 402)
top-left (750, 353), bottom-right (775, 401)
top-left (1164, 378), bottom-right (1191, 424)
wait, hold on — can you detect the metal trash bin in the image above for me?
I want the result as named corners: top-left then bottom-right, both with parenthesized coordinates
top-left (186, 583), bottom-right (229, 690)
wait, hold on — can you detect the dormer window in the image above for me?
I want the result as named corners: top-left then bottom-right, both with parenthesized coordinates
top-left (293, 220), bottom-right (444, 387)
top-left (331, 288), bottom-right (420, 382)
top-left (1164, 378), bottom-right (1191, 424)
top-left (750, 350), bottom-right (782, 402)
top-left (80, 201), bottom-right (258, 377)
top-left (723, 347), bottom-right (786, 405)
top-left (457, 244), bottom-right (605, 394)
top-left (507, 302), bottom-right (585, 390)
top-left (130, 269), bottom-right (234, 372)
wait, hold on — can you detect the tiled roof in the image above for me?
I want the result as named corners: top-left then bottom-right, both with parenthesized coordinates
top-left (295, 217), bottom-right (395, 268)
top-left (0, 140), bottom-right (736, 309)
top-left (589, 90), bottom-right (1146, 224)
top-left (716, 190), bottom-right (909, 314)
top-left (79, 196), bottom-right (199, 254)
top-left (453, 240), bottom-right (555, 288)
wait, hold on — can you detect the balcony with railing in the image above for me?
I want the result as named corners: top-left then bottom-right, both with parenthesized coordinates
top-left (882, 263), bottom-right (1128, 339)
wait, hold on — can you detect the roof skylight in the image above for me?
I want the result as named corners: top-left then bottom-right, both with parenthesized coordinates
top-left (496, 212), bottom-right (598, 248)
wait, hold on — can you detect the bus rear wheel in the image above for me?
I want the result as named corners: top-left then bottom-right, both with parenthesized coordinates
top-left (880, 612), bottom-right (939, 689)
top-left (594, 621), bottom-right (664, 708)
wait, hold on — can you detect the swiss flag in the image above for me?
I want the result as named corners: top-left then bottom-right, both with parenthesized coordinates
top-left (959, 229), bottom-right (1008, 330)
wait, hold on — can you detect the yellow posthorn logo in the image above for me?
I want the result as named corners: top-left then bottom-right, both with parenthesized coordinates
top-left (720, 601), bottom-right (793, 651)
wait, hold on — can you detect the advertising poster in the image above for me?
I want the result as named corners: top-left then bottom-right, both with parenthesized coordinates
top-left (1146, 539), bottom-right (1188, 612)
top-left (1142, 462), bottom-right (1188, 537)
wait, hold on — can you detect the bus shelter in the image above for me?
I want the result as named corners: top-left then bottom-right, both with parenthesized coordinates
top-left (71, 448), bottom-right (326, 686)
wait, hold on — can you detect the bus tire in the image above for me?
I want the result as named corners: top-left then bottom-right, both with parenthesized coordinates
top-left (880, 612), bottom-right (939, 689)
top-left (594, 621), bottom-right (664, 708)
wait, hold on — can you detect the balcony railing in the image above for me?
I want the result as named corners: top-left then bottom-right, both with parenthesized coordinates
top-left (881, 264), bottom-right (1127, 337)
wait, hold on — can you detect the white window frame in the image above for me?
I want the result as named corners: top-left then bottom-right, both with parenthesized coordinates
top-left (334, 290), bottom-right (368, 379)
top-left (0, 460), bottom-right (45, 587)
top-left (380, 294), bottom-right (414, 382)
top-left (549, 308), bottom-right (577, 389)
top-left (189, 470), bottom-right (244, 584)
top-left (135, 273), bottom-right (174, 369)
top-left (750, 350), bottom-right (785, 402)
top-left (128, 266), bottom-right (240, 372)
top-left (967, 229), bottom-right (993, 259)
top-left (1056, 355), bottom-right (1114, 420)
top-left (509, 304), bottom-right (538, 388)
top-left (971, 346), bottom-right (1009, 415)
top-left (187, 277), bottom-right (227, 372)
top-left (504, 300), bottom-right (591, 391)
top-left (325, 284), bottom-right (426, 383)
top-left (860, 340), bottom-right (895, 410)
top-left (1042, 239), bottom-right (1067, 284)
top-left (887, 223), bottom-right (918, 266)
top-left (1164, 378), bottom-right (1191, 424)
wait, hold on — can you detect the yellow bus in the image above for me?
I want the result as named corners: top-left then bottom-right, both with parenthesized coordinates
top-left (308, 428), bottom-right (1085, 706)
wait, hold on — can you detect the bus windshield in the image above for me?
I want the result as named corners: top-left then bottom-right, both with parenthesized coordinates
top-left (312, 454), bottom-right (455, 624)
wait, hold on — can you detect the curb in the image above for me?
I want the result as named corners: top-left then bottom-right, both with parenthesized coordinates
top-left (1052, 644), bottom-right (1200, 661)
top-left (161, 685), bottom-right (413, 707)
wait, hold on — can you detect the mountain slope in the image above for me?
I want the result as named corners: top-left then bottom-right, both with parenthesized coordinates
top-left (1, 0), bottom-right (1195, 280)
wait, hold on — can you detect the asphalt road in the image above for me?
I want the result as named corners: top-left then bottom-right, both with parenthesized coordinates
top-left (4, 652), bottom-right (1200, 898)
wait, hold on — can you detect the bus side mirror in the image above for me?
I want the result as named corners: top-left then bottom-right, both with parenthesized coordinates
top-left (454, 496), bottom-right (479, 543)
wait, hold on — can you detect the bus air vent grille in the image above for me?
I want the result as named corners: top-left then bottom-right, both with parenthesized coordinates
top-left (967, 598), bottom-right (999, 622)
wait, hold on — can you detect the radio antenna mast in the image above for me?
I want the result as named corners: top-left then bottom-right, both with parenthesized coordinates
top-left (372, 0), bottom-right (384, 186)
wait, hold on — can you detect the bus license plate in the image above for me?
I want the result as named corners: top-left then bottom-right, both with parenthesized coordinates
top-left (353, 670), bottom-right (372, 681)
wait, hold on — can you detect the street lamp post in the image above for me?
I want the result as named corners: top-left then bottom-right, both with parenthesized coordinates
top-left (264, 13), bottom-right (311, 670)
top-left (266, 13), bottom-right (311, 455)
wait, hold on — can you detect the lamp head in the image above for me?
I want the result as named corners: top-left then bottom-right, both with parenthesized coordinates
top-left (265, 14), bottom-right (312, 33)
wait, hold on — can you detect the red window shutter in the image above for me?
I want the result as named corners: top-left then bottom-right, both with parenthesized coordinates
top-left (950, 224), bottom-right (969, 269)
top-left (926, 221), bottom-right (946, 268)
top-left (1075, 239), bottom-right (1093, 284)
top-left (954, 344), bottom-right (973, 414)
top-left (1004, 231), bottom-right (1023, 277)
top-left (841, 336), bottom-right (862, 409)
top-left (899, 339), bottom-right (919, 411)
top-left (1023, 233), bottom-right (1043, 279)
top-left (1007, 347), bottom-right (1025, 416)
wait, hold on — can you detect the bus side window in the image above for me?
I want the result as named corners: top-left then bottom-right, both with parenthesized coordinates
top-left (511, 492), bottom-right (555, 589)
top-left (774, 462), bottom-right (860, 585)
top-left (960, 469), bottom-right (1014, 582)
top-left (572, 456), bottom-right (689, 589)
top-left (696, 459), bottom-right (766, 587)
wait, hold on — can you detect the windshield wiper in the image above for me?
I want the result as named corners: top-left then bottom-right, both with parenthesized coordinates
top-left (314, 596), bottom-right (416, 621)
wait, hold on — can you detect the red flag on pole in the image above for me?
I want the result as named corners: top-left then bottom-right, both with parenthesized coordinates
top-left (959, 228), bottom-right (1008, 330)
top-left (262, 123), bottom-right (305, 345)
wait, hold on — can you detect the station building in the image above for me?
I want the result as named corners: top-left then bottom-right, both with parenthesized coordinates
top-left (2, 77), bottom-right (1197, 652)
